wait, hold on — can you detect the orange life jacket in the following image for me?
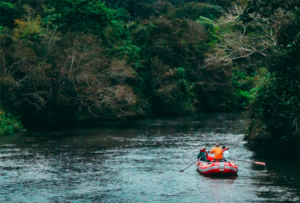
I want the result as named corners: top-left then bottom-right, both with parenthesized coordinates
top-left (210, 147), bottom-right (223, 159)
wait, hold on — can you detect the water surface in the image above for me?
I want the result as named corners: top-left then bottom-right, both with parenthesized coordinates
top-left (0, 113), bottom-right (299, 202)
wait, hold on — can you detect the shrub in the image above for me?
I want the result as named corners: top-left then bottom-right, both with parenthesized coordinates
top-left (0, 108), bottom-right (25, 136)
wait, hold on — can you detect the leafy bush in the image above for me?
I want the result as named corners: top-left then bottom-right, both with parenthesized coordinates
top-left (0, 108), bottom-right (25, 136)
top-left (246, 40), bottom-right (300, 144)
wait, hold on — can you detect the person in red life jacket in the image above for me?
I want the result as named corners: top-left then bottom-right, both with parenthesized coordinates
top-left (210, 143), bottom-right (223, 162)
top-left (197, 148), bottom-right (209, 162)
top-left (223, 146), bottom-right (229, 162)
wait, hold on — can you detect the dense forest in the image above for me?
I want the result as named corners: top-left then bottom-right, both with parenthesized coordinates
top-left (0, 0), bottom-right (299, 150)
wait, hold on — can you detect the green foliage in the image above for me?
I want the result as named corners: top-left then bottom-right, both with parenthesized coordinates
top-left (247, 40), bottom-right (300, 143)
top-left (0, 1), bottom-right (19, 28)
top-left (129, 18), bottom-right (211, 115)
top-left (55, 1), bottom-right (121, 34)
top-left (167, 2), bottom-right (224, 20)
top-left (0, 0), bottom-right (282, 127)
top-left (196, 16), bottom-right (214, 29)
top-left (0, 107), bottom-right (25, 136)
top-left (14, 14), bottom-right (42, 39)
top-left (243, 0), bottom-right (300, 146)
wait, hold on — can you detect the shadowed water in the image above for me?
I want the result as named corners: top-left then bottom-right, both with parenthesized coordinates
top-left (0, 113), bottom-right (299, 202)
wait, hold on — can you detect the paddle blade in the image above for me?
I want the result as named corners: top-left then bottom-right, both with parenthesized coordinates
top-left (254, 162), bottom-right (266, 165)
top-left (179, 170), bottom-right (184, 172)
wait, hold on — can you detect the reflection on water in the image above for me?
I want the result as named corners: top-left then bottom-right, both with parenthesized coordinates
top-left (0, 113), bottom-right (299, 202)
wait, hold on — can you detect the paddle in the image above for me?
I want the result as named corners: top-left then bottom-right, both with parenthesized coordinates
top-left (236, 159), bottom-right (266, 165)
top-left (179, 155), bottom-right (204, 172)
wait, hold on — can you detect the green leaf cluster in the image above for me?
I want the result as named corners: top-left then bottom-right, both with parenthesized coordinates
top-left (0, 107), bottom-right (25, 136)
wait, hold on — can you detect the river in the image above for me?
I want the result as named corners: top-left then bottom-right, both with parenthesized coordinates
top-left (0, 113), bottom-right (299, 202)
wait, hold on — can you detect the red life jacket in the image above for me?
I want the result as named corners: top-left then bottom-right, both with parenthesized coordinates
top-left (200, 149), bottom-right (208, 158)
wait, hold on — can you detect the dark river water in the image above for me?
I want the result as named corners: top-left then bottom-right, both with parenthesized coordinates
top-left (0, 113), bottom-right (299, 202)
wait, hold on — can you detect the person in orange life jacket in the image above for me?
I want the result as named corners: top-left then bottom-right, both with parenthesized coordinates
top-left (210, 143), bottom-right (223, 162)
top-left (223, 146), bottom-right (229, 162)
top-left (197, 148), bottom-right (209, 162)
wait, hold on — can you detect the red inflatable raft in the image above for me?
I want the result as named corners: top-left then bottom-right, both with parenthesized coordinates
top-left (207, 155), bottom-right (214, 162)
top-left (196, 161), bottom-right (238, 175)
